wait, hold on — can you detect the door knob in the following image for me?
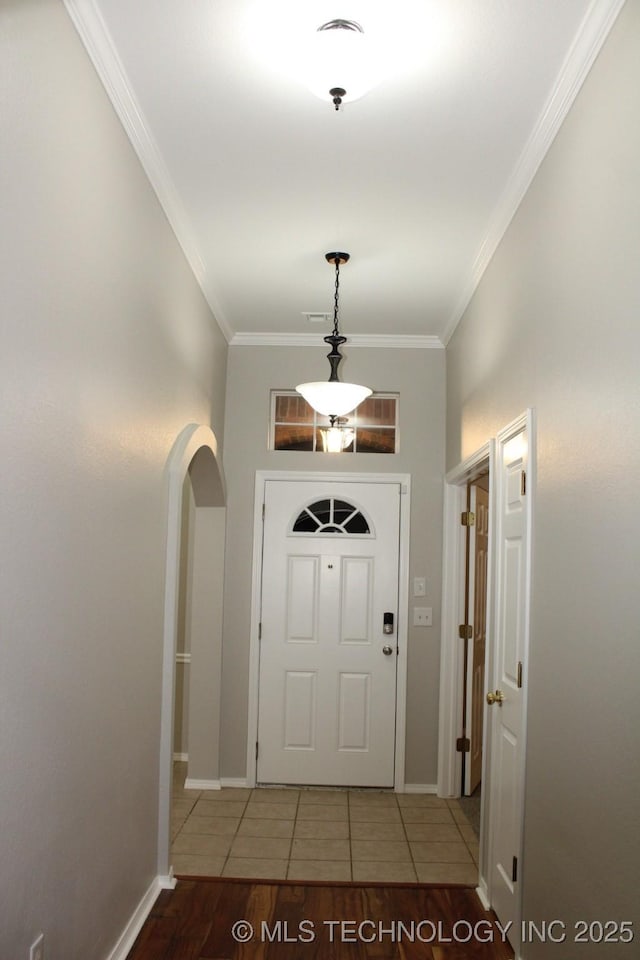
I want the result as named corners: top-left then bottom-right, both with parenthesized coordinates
top-left (382, 645), bottom-right (394, 656)
top-left (486, 689), bottom-right (505, 705)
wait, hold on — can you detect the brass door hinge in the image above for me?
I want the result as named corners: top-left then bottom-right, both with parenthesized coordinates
top-left (517, 661), bottom-right (523, 689)
top-left (461, 511), bottom-right (476, 527)
top-left (456, 737), bottom-right (470, 753)
top-left (512, 856), bottom-right (518, 882)
top-left (258, 622), bottom-right (262, 640)
top-left (458, 624), bottom-right (472, 640)
top-left (521, 471), bottom-right (527, 497)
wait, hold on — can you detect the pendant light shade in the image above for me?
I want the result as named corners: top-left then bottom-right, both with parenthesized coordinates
top-left (296, 380), bottom-right (371, 418)
top-left (296, 252), bottom-right (371, 424)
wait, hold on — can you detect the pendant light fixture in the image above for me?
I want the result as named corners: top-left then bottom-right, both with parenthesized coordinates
top-left (296, 253), bottom-right (372, 427)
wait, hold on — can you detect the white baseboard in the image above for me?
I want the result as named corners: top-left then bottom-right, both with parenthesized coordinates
top-left (220, 777), bottom-right (250, 788)
top-left (403, 783), bottom-right (438, 794)
top-left (476, 882), bottom-right (490, 909)
top-left (105, 876), bottom-right (162, 960)
top-left (158, 870), bottom-right (177, 890)
top-left (173, 752), bottom-right (189, 761)
top-left (185, 777), bottom-right (221, 791)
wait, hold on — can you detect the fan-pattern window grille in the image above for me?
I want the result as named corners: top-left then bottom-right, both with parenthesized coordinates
top-left (292, 498), bottom-right (371, 535)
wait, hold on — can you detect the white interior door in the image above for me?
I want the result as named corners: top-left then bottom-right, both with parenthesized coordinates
top-left (257, 480), bottom-right (401, 787)
top-left (487, 421), bottom-right (531, 939)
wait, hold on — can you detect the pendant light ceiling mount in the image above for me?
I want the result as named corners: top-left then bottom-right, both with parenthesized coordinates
top-left (296, 252), bottom-right (372, 426)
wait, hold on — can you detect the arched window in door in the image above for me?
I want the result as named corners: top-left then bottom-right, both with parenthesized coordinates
top-left (291, 497), bottom-right (372, 536)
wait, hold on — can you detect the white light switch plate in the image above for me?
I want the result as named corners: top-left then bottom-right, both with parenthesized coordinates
top-left (413, 606), bottom-right (433, 627)
top-left (413, 577), bottom-right (426, 597)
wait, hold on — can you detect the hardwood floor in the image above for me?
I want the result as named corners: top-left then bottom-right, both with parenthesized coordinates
top-left (127, 878), bottom-right (515, 959)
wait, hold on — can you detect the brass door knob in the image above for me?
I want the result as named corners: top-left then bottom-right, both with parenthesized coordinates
top-left (486, 689), bottom-right (505, 706)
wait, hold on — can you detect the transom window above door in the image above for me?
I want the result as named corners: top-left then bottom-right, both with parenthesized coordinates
top-left (270, 391), bottom-right (398, 453)
top-left (291, 498), bottom-right (372, 536)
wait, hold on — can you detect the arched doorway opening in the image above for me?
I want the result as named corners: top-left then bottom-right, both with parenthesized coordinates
top-left (157, 425), bottom-right (226, 883)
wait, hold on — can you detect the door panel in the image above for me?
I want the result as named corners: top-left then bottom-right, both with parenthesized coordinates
top-left (338, 673), bottom-right (371, 750)
top-left (284, 672), bottom-right (317, 749)
top-left (341, 558), bottom-right (373, 643)
top-left (287, 557), bottom-right (319, 642)
top-left (488, 424), bottom-right (530, 939)
top-left (257, 480), bottom-right (400, 787)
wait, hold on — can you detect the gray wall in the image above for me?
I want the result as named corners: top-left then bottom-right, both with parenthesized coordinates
top-left (221, 345), bottom-right (445, 785)
top-left (0, 2), bottom-right (227, 958)
top-left (446, 0), bottom-right (639, 948)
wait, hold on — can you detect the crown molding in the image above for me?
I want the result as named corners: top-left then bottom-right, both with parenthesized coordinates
top-left (63, 0), bottom-right (234, 343)
top-left (229, 332), bottom-right (444, 349)
top-left (64, 0), bottom-right (623, 351)
top-left (441, 0), bottom-right (627, 346)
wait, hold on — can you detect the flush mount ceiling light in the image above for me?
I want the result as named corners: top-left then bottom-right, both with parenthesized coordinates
top-left (246, 5), bottom-right (447, 107)
top-left (307, 19), bottom-right (380, 109)
top-left (296, 252), bottom-right (372, 424)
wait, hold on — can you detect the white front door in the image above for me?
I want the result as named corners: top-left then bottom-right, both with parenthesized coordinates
top-left (257, 480), bottom-right (401, 787)
top-left (487, 421), bottom-right (531, 940)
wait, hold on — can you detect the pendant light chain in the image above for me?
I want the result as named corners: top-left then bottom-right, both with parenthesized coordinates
top-left (295, 251), bottom-right (372, 426)
top-left (332, 256), bottom-right (341, 337)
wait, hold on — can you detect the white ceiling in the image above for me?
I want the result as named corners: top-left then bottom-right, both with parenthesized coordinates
top-left (65, 0), bottom-right (623, 345)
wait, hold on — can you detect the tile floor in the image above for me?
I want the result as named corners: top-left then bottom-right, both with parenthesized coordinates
top-left (171, 764), bottom-right (479, 884)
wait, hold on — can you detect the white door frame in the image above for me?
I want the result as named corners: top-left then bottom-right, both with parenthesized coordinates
top-left (247, 470), bottom-right (411, 790)
top-left (157, 423), bottom-right (226, 884)
top-left (438, 441), bottom-right (495, 802)
top-left (438, 410), bottom-right (533, 944)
